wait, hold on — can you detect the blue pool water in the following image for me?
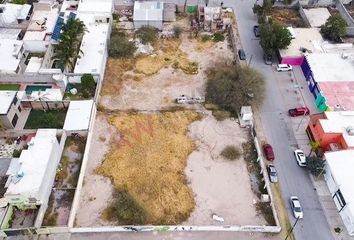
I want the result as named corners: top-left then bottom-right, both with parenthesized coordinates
top-left (25, 85), bottom-right (52, 95)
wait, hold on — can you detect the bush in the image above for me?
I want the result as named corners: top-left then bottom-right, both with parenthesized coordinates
top-left (212, 32), bottom-right (225, 42)
top-left (136, 26), bottom-right (158, 44)
top-left (201, 35), bottom-right (212, 42)
top-left (320, 14), bottom-right (347, 43)
top-left (173, 25), bottom-right (183, 38)
top-left (104, 189), bottom-right (146, 225)
top-left (206, 64), bottom-right (265, 115)
top-left (221, 145), bottom-right (241, 160)
top-left (12, 0), bottom-right (26, 4)
top-left (12, 149), bottom-right (22, 158)
top-left (109, 30), bottom-right (137, 58)
top-left (212, 110), bottom-right (231, 121)
top-left (307, 156), bottom-right (325, 176)
top-left (81, 74), bottom-right (96, 97)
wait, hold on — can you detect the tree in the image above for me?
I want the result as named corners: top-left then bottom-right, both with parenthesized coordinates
top-left (136, 26), bottom-right (158, 44)
top-left (252, 0), bottom-right (273, 23)
top-left (259, 21), bottom-right (292, 57)
top-left (206, 64), bottom-right (265, 115)
top-left (12, 0), bottom-right (26, 4)
top-left (81, 74), bottom-right (96, 97)
top-left (308, 140), bottom-right (321, 157)
top-left (306, 156), bottom-right (325, 177)
top-left (320, 14), bottom-right (347, 43)
top-left (52, 18), bottom-right (87, 72)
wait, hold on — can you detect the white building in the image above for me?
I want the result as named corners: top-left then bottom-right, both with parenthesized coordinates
top-left (0, 3), bottom-right (32, 27)
top-left (23, 1), bottom-right (59, 52)
top-left (63, 100), bottom-right (94, 131)
top-left (0, 91), bottom-right (22, 129)
top-left (0, 29), bottom-right (22, 40)
top-left (133, 1), bottom-right (163, 30)
top-left (324, 150), bottom-right (354, 235)
top-left (71, 0), bottom-right (113, 83)
top-left (0, 39), bottom-right (25, 74)
top-left (3, 129), bottom-right (61, 209)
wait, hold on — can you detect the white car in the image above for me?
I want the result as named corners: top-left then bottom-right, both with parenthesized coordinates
top-left (290, 196), bottom-right (303, 219)
top-left (276, 64), bottom-right (293, 72)
top-left (294, 149), bottom-right (306, 167)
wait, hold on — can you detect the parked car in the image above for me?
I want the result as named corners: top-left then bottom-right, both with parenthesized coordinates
top-left (294, 149), bottom-right (306, 166)
top-left (276, 64), bottom-right (292, 72)
top-left (267, 164), bottom-right (278, 183)
top-left (238, 49), bottom-right (246, 60)
top-left (264, 54), bottom-right (272, 65)
top-left (253, 25), bottom-right (260, 37)
top-left (290, 196), bottom-right (303, 219)
top-left (288, 107), bottom-right (310, 117)
top-left (263, 143), bottom-right (275, 161)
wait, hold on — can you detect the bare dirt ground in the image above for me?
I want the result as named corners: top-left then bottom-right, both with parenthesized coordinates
top-left (184, 113), bottom-right (267, 225)
top-left (75, 114), bottom-right (116, 227)
top-left (99, 35), bottom-right (233, 111)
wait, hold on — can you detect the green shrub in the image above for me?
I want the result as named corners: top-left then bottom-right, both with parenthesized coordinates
top-left (12, 0), bottom-right (26, 4)
top-left (212, 110), bottom-right (231, 121)
top-left (201, 35), bottom-right (212, 42)
top-left (12, 149), bottom-right (22, 158)
top-left (136, 26), bottom-right (158, 44)
top-left (173, 25), bottom-right (183, 38)
top-left (81, 74), bottom-right (96, 97)
top-left (109, 30), bottom-right (137, 58)
top-left (220, 145), bottom-right (241, 160)
top-left (212, 32), bottom-right (225, 42)
top-left (105, 189), bottom-right (146, 225)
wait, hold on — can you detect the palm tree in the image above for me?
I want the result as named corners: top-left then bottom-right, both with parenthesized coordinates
top-left (52, 18), bottom-right (87, 72)
top-left (308, 140), bottom-right (321, 157)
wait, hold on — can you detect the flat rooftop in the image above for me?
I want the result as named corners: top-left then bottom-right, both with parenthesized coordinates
top-left (0, 39), bottom-right (23, 73)
top-left (0, 91), bottom-right (16, 115)
top-left (133, 1), bottom-right (163, 21)
top-left (23, 8), bottom-right (58, 41)
top-left (279, 28), bottom-right (323, 57)
top-left (319, 82), bottom-right (354, 111)
top-left (302, 8), bottom-right (331, 27)
top-left (306, 53), bottom-right (354, 83)
top-left (5, 129), bottom-right (58, 196)
top-left (63, 100), bottom-right (94, 131)
top-left (320, 111), bottom-right (354, 147)
top-left (77, 0), bottom-right (112, 13)
top-left (73, 13), bottom-right (109, 75)
top-left (0, 3), bottom-right (31, 25)
top-left (325, 150), bottom-right (354, 217)
top-left (0, 29), bottom-right (21, 40)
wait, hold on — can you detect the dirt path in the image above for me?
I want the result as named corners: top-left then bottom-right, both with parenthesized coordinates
top-left (75, 114), bottom-right (116, 227)
top-left (184, 113), bottom-right (267, 225)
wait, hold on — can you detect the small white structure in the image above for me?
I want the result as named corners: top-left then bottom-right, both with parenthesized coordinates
top-left (0, 91), bottom-right (22, 129)
top-left (0, 3), bottom-right (31, 26)
top-left (133, 1), bottom-right (164, 30)
top-left (239, 106), bottom-right (253, 127)
top-left (3, 129), bottom-right (61, 208)
top-left (302, 8), bottom-right (331, 28)
top-left (0, 29), bottom-right (22, 40)
top-left (25, 57), bottom-right (43, 74)
top-left (0, 39), bottom-right (25, 74)
top-left (63, 100), bottom-right (94, 131)
top-left (72, 0), bottom-right (113, 83)
top-left (324, 150), bottom-right (354, 236)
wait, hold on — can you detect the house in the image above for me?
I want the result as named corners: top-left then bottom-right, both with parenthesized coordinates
top-left (133, 1), bottom-right (164, 30)
top-left (0, 29), bottom-right (22, 40)
top-left (23, 0), bottom-right (59, 52)
top-left (198, 6), bottom-right (232, 31)
top-left (324, 150), bottom-right (354, 236)
top-left (0, 91), bottom-right (22, 129)
top-left (278, 28), bottom-right (323, 65)
top-left (0, 39), bottom-right (25, 74)
top-left (2, 129), bottom-right (61, 209)
top-left (306, 111), bottom-right (354, 151)
top-left (71, 0), bottom-right (113, 83)
top-left (0, 3), bottom-right (32, 28)
top-left (63, 100), bottom-right (95, 131)
top-left (301, 50), bottom-right (354, 111)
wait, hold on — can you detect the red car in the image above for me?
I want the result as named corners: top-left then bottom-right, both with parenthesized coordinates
top-left (263, 144), bottom-right (275, 161)
top-left (288, 107), bottom-right (310, 117)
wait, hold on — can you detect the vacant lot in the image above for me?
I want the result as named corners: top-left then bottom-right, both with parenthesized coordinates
top-left (271, 8), bottom-right (305, 27)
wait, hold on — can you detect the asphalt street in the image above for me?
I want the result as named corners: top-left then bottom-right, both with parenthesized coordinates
top-left (226, 0), bottom-right (333, 240)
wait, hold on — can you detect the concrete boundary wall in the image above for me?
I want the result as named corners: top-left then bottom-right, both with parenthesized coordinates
top-left (298, 5), bottom-right (312, 27)
top-left (336, 0), bottom-right (354, 27)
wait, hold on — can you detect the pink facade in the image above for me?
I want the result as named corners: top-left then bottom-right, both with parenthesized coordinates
top-left (280, 57), bottom-right (304, 66)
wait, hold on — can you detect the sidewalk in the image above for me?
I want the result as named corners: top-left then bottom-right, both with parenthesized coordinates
top-left (285, 67), bottom-right (354, 240)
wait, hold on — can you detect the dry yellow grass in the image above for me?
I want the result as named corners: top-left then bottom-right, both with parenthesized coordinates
top-left (101, 58), bottom-right (136, 96)
top-left (97, 111), bottom-right (201, 224)
top-left (195, 38), bottom-right (215, 52)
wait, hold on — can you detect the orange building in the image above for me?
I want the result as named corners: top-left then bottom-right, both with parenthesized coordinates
top-left (306, 111), bottom-right (354, 152)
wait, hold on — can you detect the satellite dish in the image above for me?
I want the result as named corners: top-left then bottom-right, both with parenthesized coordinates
top-left (0, 198), bottom-right (8, 208)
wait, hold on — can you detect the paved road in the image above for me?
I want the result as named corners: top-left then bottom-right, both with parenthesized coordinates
top-left (226, 0), bottom-right (333, 240)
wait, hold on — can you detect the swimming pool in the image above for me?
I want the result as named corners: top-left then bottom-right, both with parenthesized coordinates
top-left (25, 85), bottom-right (52, 95)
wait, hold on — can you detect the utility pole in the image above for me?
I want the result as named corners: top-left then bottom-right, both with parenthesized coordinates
top-left (248, 54), bottom-right (253, 66)
top-left (285, 217), bottom-right (300, 240)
